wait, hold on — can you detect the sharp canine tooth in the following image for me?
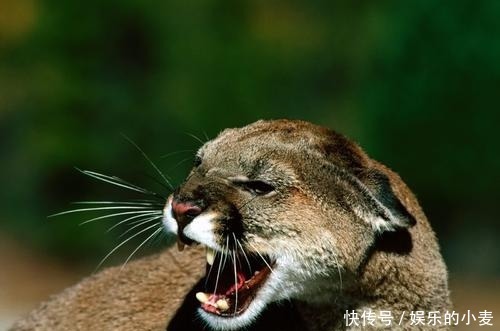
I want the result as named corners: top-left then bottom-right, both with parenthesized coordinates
top-left (206, 247), bottom-right (215, 266)
top-left (195, 292), bottom-right (209, 304)
top-left (177, 240), bottom-right (185, 251)
top-left (216, 299), bottom-right (229, 311)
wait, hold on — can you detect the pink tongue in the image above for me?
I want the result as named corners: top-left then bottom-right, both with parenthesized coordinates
top-left (202, 301), bottom-right (219, 314)
top-left (205, 272), bottom-right (246, 304)
top-left (225, 272), bottom-right (246, 295)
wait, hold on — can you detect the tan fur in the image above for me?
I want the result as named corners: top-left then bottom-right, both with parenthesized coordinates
top-left (11, 119), bottom-right (451, 331)
top-left (10, 248), bottom-right (205, 331)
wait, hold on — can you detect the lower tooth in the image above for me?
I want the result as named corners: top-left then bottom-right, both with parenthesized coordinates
top-left (216, 299), bottom-right (229, 311)
top-left (177, 240), bottom-right (185, 251)
top-left (195, 292), bottom-right (209, 304)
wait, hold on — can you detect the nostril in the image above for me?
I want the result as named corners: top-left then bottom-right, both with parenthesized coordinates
top-left (171, 200), bottom-right (202, 220)
top-left (184, 206), bottom-right (202, 218)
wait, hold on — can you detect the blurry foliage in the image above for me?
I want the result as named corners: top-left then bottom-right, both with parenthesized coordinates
top-left (0, 0), bottom-right (498, 274)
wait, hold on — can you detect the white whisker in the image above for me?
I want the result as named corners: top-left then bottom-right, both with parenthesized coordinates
top-left (221, 237), bottom-right (230, 272)
top-left (248, 243), bottom-right (275, 275)
top-left (215, 237), bottom-right (230, 294)
top-left (106, 211), bottom-right (162, 232)
top-left (150, 228), bottom-right (168, 246)
top-left (168, 157), bottom-right (192, 171)
top-left (78, 210), bottom-right (159, 226)
top-left (73, 201), bottom-right (162, 206)
top-left (118, 216), bottom-right (162, 238)
top-left (78, 169), bottom-right (163, 198)
top-left (186, 132), bottom-right (206, 145)
top-left (80, 170), bottom-right (150, 191)
top-left (122, 135), bottom-right (174, 190)
top-left (205, 249), bottom-right (219, 289)
top-left (235, 235), bottom-right (252, 275)
top-left (160, 149), bottom-right (194, 158)
top-left (213, 243), bottom-right (225, 294)
top-left (232, 247), bottom-right (238, 314)
top-left (49, 206), bottom-right (152, 218)
top-left (126, 215), bottom-right (162, 226)
top-left (95, 222), bottom-right (159, 271)
top-left (121, 226), bottom-right (163, 270)
top-left (332, 252), bottom-right (343, 297)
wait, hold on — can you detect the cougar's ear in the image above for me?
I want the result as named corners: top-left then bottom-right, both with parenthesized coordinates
top-left (348, 168), bottom-right (416, 233)
top-left (319, 130), bottom-right (415, 232)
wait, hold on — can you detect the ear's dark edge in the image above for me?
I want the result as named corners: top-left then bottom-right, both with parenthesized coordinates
top-left (355, 169), bottom-right (417, 228)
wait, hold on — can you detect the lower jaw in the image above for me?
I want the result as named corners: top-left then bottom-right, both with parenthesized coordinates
top-left (197, 263), bottom-right (274, 317)
top-left (197, 304), bottom-right (255, 328)
top-left (195, 246), bottom-right (275, 318)
top-left (200, 293), bottom-right (254, 317)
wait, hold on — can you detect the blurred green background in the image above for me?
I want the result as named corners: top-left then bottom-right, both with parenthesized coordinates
top-left (0, 0), bottom-right (499, 328)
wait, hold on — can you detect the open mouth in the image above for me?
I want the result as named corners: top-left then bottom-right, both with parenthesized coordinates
top-left (195, 246), bottom-right (274, 317)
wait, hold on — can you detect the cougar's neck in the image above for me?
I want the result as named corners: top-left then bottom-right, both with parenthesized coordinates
top-left (294, 228), bottom-right (451, 331)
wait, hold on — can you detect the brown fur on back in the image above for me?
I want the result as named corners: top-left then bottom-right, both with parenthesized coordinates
top-left (10, 247), bottom-right (205, 331)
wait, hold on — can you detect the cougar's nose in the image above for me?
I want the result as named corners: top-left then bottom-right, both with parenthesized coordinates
top-left (171, 198), bottom-right (203, 248)
top-left (171, 199), bottom-right (202, 222)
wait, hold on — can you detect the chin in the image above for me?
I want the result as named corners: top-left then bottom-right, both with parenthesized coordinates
top-left (197, 298), bottom-right (267, 331)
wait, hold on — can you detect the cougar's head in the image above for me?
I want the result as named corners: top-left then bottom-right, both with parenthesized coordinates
top-left (163, 119), bottom-right (415, 330)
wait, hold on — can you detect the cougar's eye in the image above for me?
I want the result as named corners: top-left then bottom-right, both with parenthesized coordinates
top-left (193, 155), bottom-right (202, 167)
top-left (241, 180), bottom-right (275, 195)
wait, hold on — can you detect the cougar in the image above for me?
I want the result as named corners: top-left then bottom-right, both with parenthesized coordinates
top-left (10, 119), bottom-right (451, 331)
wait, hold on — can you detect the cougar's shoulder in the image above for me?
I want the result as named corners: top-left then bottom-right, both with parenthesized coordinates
top-left (10, 247), bottom-right (205, 331)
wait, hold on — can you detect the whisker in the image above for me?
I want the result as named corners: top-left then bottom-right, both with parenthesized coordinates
top-left (160, 149), bottom-right (194, 159)
top-left (144, 173), bottom-right (174, 192)
top-left (186, 132), bottom-right (206, 145)
top-left (148, 227), bottom-right (166, 247)
top-left (49, 206), bottom-right (153, 218)
top-left (118, 215), bottom-right (162, 238)
top-left (106, 211), bottom-right (162, 232)
top-left (168, 157), bottom-right (193, 172)
top-left (78, 169), bottom-right (165, 199)
top-left (332, 252), bottom-right (343, 297)
top-left (149, 229), bottom-right (169, 247)
top-left (127, 215), bottom-right (163, 226)
top-left (121, 226), bottom-right (163, 270)
top-left (232, 236), bottom-right (243, 270)
top-left (73, 201), bottom-right (163, 207)
top-left (234, 235), bottom-right (252, 275)
top-left (122, 134), bottom-right (174, 190)
top-left (129, 198), bottom-right (168, 204)
top-left (180, 170), bottom-right (196, 188)
top-left (204, 249), bottom-right (219, 289)
top-left (213, 242), bottom-right (225, 294)
top-left (248, 243), bottom-right (275, 275)
top-left (221, 237), bottom-right (230, 272)
top-left (236, 195), bottom-right (259, 215)
top-left (95, 222), bottom-right (159, 271)
top-left (215, 237), bottom-right (230, 294)
top-left (79, 170), bottom-right (153, 192)
top-left (232, 246), bottom-right (238, 314)
top-left (78, 210), bottom-right (160, 226)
